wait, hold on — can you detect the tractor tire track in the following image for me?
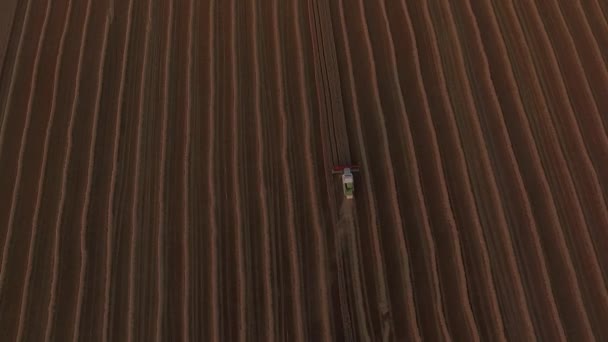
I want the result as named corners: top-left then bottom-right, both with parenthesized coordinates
top-left (331, 0), bottom-right (422, 339)
top-left (345, 0), bottom-right (421, 338)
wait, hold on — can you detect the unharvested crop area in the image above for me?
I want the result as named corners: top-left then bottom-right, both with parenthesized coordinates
top-left (1, 0), bottom-right (608, 340)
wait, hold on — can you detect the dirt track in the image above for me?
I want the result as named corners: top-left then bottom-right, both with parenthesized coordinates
top-left (1, 0), bottom-right (608, 340)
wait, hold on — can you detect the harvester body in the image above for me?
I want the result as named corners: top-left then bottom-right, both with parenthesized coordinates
top-left (332, 165), bottom-right (359, 199)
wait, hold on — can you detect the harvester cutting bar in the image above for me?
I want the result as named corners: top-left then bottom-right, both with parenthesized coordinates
top-left (332, 165), bottom-right (360, 174)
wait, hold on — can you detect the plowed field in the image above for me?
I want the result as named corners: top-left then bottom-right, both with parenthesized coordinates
top-left (1, 0), bottom-right (608, 340)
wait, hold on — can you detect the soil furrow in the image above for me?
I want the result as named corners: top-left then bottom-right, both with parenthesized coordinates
top-left (187, 0), bottom-right (218, 339)
top-left (579, 0), bottom-right (608, 68)
top-left (347, 1), bottom-right (434, 339)
top-left (182, 1), bottom-right (193, 338)
top-left (332, 0), bottom-right (423, 340)
top-left (0, 0), bottom-right (53, 339)
top-left (405, 1), bottom-right (514, 340)
top-left (0, 0), bottom-right (43, 269)
top-left (270, 0), bottom-right (305, 340)
top-left (530, 0), bottom-right (608, 225)
top-left (0, 0), bottom-right (23, 124)
top-left (450, 0), bottom-right (566, 339)
top-left (249, 1), bottom-right (276, 340)
top-left (0, 0), bottom-right (18, 81)
top-left (126, 0), bottom-right (153, 339)
top-left (514, 1), bottom-right (608, 337)
top-left (47, 2), bottom-right (109, 340)
top-left (214, 0), bottom-right (245, 340)
top-left (231, 0), bottom-right (247, 339)
top-left (594, 0), bottom-right (608, 35)
top-left (0, 0), bottom-right (33, 149)
top-left (558, 0), bottom-right (608, 135)
top-left (94, 0), bottom-right (133, 340)
top-left (307, 2), bottom-right (358, 339)
top-left (156, 0), bottom-right (173, 339)
top-left (2, 0), bottom-right (608, 340)
top-left (72, 11), bottom-right (111, 342)
top-left (540, 0), bottom-right (608, 284)
top-left (37, 1), bottom-right (92, 340)
top-left (45, 1), bottom-right (92, 340)
top-left (365, 0), bottom-right (461, 340)
top-left (387, 1), bottom-right (498, 340)
top-left (0, 0), bottom-right (29, 132)
top-left (130, 0), bottom-right (168, 339)
top-left (427, 0), bottom-right (538, 339)
top-left (160, 0), bottom-right (189, 339)
top-left (15, 1), bottom-right (75, 340)
top-left (104, 0), bottom-right (150, 340)
top-left (329, 2), bottom-right (385, 338)
top-left (289, 0), bottom-right (333, 340)
top-left (479, 0), bottom-right (595, 338)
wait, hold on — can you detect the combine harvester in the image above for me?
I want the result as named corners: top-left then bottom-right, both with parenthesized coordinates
top-left (332, 165), bottom-right (360, 199)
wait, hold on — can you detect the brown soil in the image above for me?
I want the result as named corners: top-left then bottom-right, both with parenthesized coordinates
top-left (1, 0), bottom-right (607, 340)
